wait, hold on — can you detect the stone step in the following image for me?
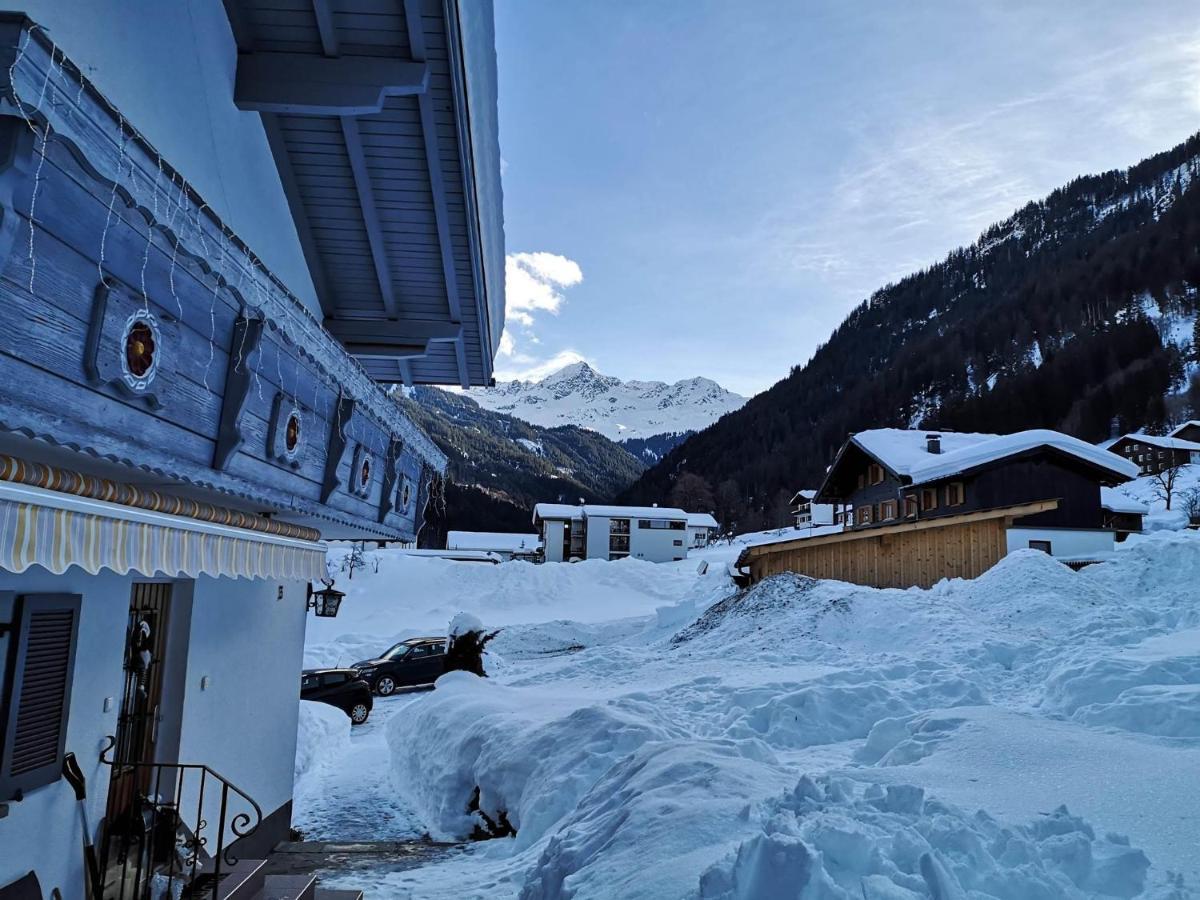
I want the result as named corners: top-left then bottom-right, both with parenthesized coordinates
top-left (212, 858), bottom-right (268, 900)
top-left (254, 873), bottom-right (318, 900)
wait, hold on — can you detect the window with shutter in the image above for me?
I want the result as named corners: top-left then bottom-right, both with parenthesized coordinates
top-left (0, 593), bottom-right (82, 800)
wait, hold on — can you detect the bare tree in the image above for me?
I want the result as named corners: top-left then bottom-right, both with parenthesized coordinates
top-left (1182, 486), bottom-right (1200, 525)
top-left (1150, 462), bottom-right (1185, 511)
top-left (669, 472), bottom-right (716, 513)
top-left (769, 487), bottom-right (794, 528)
top-left (341, 540), bottom-right (370, 579)
top-left (715, 478), bottom-right (741, 531)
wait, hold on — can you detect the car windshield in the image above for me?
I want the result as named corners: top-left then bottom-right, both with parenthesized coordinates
top-left (381, 643), bottom-right (413, 660)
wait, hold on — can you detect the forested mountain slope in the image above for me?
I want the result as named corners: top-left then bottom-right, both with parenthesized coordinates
top-left (621, 132), bottom-right (1200, 530)
top-left (394, 387), bottom-right (646, 543)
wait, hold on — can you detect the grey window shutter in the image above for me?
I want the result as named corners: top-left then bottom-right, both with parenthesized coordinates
top-left (0, 593), bottom-right (82, 801)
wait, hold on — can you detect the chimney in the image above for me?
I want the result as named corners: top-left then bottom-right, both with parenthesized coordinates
top-left (926, 433), bottom-right (942, 454)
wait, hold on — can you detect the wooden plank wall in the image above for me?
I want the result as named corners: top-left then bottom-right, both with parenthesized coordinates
top-left (749, 518), bottom-right (1009, 589)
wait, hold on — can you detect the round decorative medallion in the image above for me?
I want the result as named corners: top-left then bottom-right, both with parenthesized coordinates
top-left (120, 311), bottom-right (161, 391)
top-left (284, 410), bottom-right (302, 458)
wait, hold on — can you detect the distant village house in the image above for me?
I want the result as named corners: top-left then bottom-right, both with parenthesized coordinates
top-left (1170, 420), bottom-right (1200, 443)
top-left (789, 489), bottom-right (837, 529)
top-left (1101, 431), bottom-right (1200, 476)
top-left (533, 504), bottom-right (694, 563)
top-left (686, 513), bottom-right (720, 548)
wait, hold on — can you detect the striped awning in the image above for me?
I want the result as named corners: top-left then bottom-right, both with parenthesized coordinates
top-left (0, 481), bottom-right (326, 581)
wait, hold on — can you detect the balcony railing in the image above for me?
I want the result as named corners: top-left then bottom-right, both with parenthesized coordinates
top-left (99, 736), bottom-right (263, 900)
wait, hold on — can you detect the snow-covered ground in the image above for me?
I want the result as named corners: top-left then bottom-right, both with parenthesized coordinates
top-left (294, 695), bottom-right (427, 840)
top-left (1105, 464), bottom-right (1200, 533)
top-left (297, 531), bottom-right (1200, 898)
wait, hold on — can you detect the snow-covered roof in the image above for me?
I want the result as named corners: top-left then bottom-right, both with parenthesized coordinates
top-left (393, 549), bottom-right (501, 563)
top-left (686, 513), bottom-right (720, 529)
top-left (583, 505), bottom-right (688, 520)
top-left (846, 428), bottom-right (1137, 487)
top-left (789, 489), bottom-right (817, 503)
top-left (1100, 488), bottom-right (1149, 515)
top-left (533, 503), bottom-right (690, 523)
top-left (532, 503), bottom-right (585, 522)
top-left (906, 429), bottom-right (1138, 486)
top-left (1105, 433), bottom-right (1200, 452)
top-left (447, 531), bottom-right (540, 552)
top-left (1169, 420), bottom-right (1200, 437)
top-left (851, 429), bottom-right (1003, 477)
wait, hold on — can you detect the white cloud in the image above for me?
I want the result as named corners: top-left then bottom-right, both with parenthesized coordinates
top-left (505, 252), bottom-right (583, 326)
top-left (756, 28), bottom-right (1200, 305)
top-left (496, 251), bottom-right (588, 382)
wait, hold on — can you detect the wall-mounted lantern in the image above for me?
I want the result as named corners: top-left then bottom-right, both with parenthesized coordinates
top-left (307, 579), bottom-right (345, 618)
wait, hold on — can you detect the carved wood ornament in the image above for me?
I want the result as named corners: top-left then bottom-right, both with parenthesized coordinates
top-left (320, 396), bottom-right (356, 503)
top-left (83, 278), bottom-right (180, 408)
top-left (212, 313), bottom-right (266, 470)
top-left (268, 392), bottom-right (305, 469)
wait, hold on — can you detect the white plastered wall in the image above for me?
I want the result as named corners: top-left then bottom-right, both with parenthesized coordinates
top-left (1005, 528), bottom-right (1115, 558)
top-left (0, 566), bottom-right (132, 896)
top-left (0, 568), bottom-right (309, 895)
top-left (541, 520), bottom-right (566, 563)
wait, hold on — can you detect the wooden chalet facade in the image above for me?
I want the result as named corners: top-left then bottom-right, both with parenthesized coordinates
top-left (789, 489), bottom-right (837, 529)
top-left (0, 4), bottom-right (503, 898)
top-left (740, 429), bottom-right (1139, 588)
top-left (1103, 432), bottom-right (1200, 476)
top-left (1171, 420), bottom-right (1200, 444)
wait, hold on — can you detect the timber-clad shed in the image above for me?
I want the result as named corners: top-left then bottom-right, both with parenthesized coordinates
top-left (223, 0), bottom-right (505, 387)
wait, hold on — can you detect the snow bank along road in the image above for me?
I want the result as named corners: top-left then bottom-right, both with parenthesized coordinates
top-left (300, 535), bottom-right (1200, 898)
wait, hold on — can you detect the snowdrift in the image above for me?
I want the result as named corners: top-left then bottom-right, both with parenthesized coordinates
top-left (294, 699), bottom-right (351, 786)
top-left (381, 530), bottom-right (1200, 897)
top-left (699, 777), bottom-right (1155, 900)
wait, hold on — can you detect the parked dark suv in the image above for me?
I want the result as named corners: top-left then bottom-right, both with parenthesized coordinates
top-left (301, 668), bottom-right (373, 724)
top-left (352, 637), bottom-right (447, 695)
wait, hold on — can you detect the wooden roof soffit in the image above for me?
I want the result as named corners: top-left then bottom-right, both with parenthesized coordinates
top-left (233, 53), bottom-right (430, 117)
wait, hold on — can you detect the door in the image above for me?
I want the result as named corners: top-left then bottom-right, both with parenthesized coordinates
top-left (402, 642), bottom-right (444, 683)
top-left (106, 582), bottom-right (172, 825)
top-left (419, 642), bottom-right (446, 682)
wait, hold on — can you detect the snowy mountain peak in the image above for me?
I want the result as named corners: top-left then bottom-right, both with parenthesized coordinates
top-left (468, 364), bottom-right (748, 443)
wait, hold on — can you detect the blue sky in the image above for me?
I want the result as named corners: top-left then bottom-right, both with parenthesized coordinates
top-left (492, 1), bottom-right (1200, 397)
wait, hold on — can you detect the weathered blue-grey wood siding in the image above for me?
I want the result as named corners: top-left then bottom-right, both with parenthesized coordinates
top-left (0, 16), bottom-right (445, 541)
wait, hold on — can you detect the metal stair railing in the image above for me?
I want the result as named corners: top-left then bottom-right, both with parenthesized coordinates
top-left (98, 735), bottom-right (264, 900)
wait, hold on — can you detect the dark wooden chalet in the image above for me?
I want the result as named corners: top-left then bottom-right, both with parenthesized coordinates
top-left (814, 429), bottom-right (1137, 542)
top-left (739, 429), bottom-right (1139, 590)
top-left (1103, 433), bottom-right (1200, 476)
top-left (1171, 420), bottom-right (1200, 444)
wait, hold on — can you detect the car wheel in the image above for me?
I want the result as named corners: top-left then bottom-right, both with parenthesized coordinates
top-left (376, 676), bottom-right (396, 696)
top-left (349, 703), bottom-right (370, 725)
